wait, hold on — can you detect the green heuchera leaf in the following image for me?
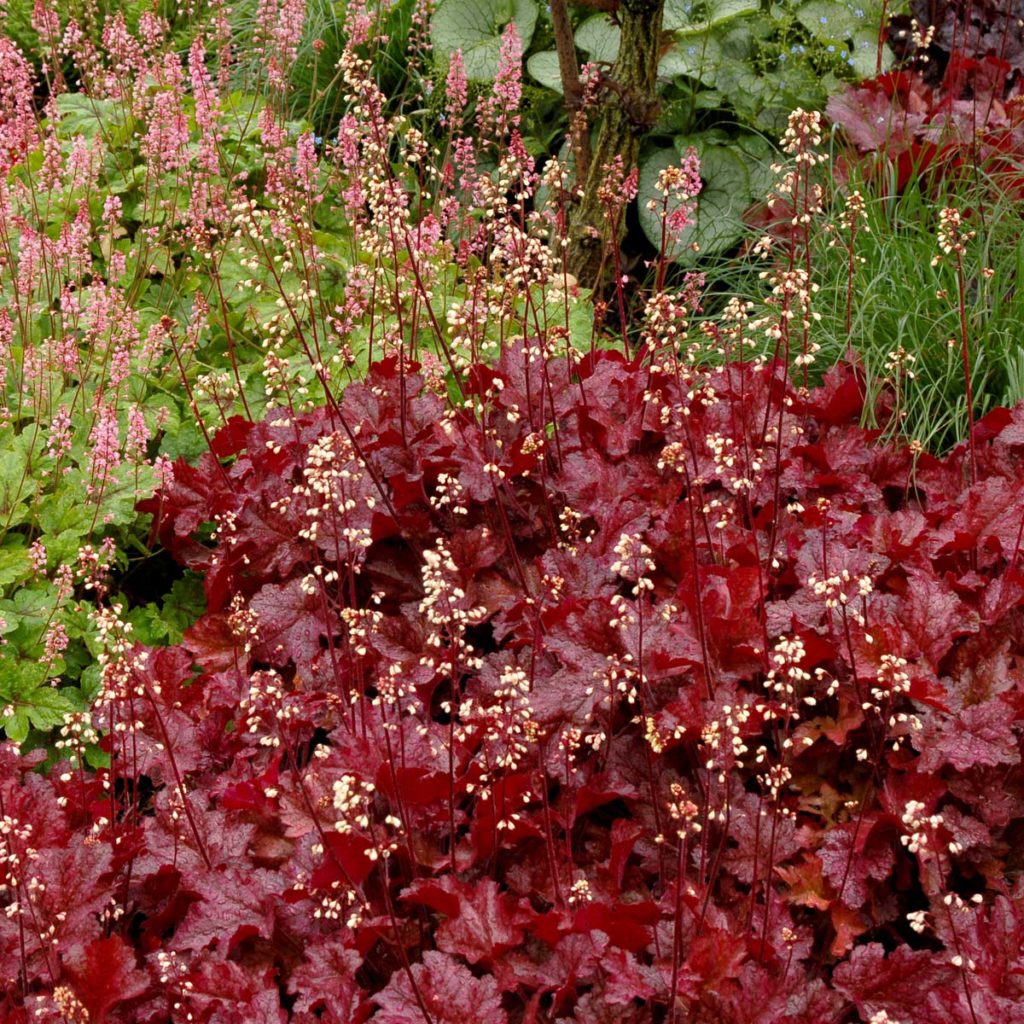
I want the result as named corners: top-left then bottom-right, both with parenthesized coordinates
top-left (158, 574), bottom-right (207, 643)
top-left (0, 583), bottom-right (59, 646)
top-left (431, 0), bottom-right (538, 81)
top-left (0, 434), bottom-right (32, 528)
top-left (0, 544), bottom-right (29, 589)
top-left (153, 401), bottom-right (209, 462)
top-left (0, 657), bottom-right (79, 743)
top-left (54, 94), bottom-right (134, 146)
top-left (57, 465), bottom-right (157, 531)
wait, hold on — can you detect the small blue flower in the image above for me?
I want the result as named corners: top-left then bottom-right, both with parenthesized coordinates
top-left (827, 44), bottom-right (835, 52)
top-left (687, 45), bottom-right (697, 56)
top-left (314, 135), bottom-right (324, 146)
top-left (820, 14), bottom-right (828, 23)
top-left (854, 8), bottom-right (864, 16)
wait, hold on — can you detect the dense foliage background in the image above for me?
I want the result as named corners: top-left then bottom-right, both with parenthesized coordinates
top-left (1, 0), bottom-right (1023, 1021)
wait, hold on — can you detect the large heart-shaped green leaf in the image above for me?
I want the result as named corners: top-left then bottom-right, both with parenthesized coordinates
top-left (658, 33), bottom-right (725, 82)
top-left (431, 0), bottom-right (538, 81)
top-left (575, 14), bottom-right (621, 63)
top-left (640, 136), bottom-right (761, 263)
top-left (527, 51), bottom-right (563, 92)
top-left (0, 657), bottom-right (79, 742)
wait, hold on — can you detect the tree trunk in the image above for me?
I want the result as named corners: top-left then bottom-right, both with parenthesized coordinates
top-left (550, 0), bottom-right (592, 183)
top-left (566, 0), bottom-right (664, 289)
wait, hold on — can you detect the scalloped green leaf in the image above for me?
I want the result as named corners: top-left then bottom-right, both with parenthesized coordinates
top-left (53, 93), bottom-right (133, 146)
top-left (0, 544), bottom-right (30, 589)
top-left (0, 446), bottom-right (30, 529)
top-left (0, 658), bottom-right (79, 742)
top-left (431, 0), bottom-right (538, 81)
top-left (0, 583), bottom-right (59, 648)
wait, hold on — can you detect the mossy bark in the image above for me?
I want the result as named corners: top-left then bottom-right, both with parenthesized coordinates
top-left (566, 0), bottom-right (664, 288)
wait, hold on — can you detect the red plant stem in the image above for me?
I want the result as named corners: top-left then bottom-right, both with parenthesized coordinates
top-left (291, 751), bottom-right (437, 1024)
top-left (166, 321), bottom-right (232, 490)
top-left (0, 787), bottom-right (41, 997)
top-left (610, 228), bottom-right (630, 348)
top-left (934, 850), bottom-right (980, 1024)
top-left (757, 805), bottom-right (781, 961)
top-left (142, 688), bottom-right (212, 871)
top-left (696, 794), bottom-right (731, 935)
top-left (876, 0), bottom-right (890, 76)
top-left (537, 738), bottom-right (565, 906)
top-left (208, 261), bottom-right (253, 421)
top-left (955, 251), bottom-right (977, 486)
top-left (683, 466), bottom-right (714, 700)
top-left (668, 834), bottom-right (689, 1024)
top-left (633, 597), bottom-right (667, 878)
top-left (447, 638), bottom-right (460, 876)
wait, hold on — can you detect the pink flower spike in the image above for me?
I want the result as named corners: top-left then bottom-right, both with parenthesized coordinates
top-left (445, 50), bottom-right (468, 125)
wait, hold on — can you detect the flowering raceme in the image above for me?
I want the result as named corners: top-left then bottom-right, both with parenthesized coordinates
top-left (0, 39), bottom-right (39, 172)
top-left (1, 329), bottom-right (1020, 1020)
top-left (0, 3), bottom-right (1022, 1022)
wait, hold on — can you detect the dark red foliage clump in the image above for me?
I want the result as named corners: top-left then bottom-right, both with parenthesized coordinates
top-left (828, 0), bottom-right (1024, 196)
top-left (3, 350), bottom-right (1024, 1022)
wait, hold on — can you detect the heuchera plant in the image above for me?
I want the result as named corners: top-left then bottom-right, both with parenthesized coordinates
top-left (4, 277), bottom-right (1024, 1020)
top-left (2, 4), bottom-right (1024, 1022)
top-left (0, 3), bottom-right (598, 740)
top-left (827, 0), bottom-right (1024, 193)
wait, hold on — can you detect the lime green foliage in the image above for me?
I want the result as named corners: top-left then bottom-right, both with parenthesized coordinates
top-left (0, 5), bottom-right (606, 746)
top-left (0, 57), bottom-right (330, 745)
